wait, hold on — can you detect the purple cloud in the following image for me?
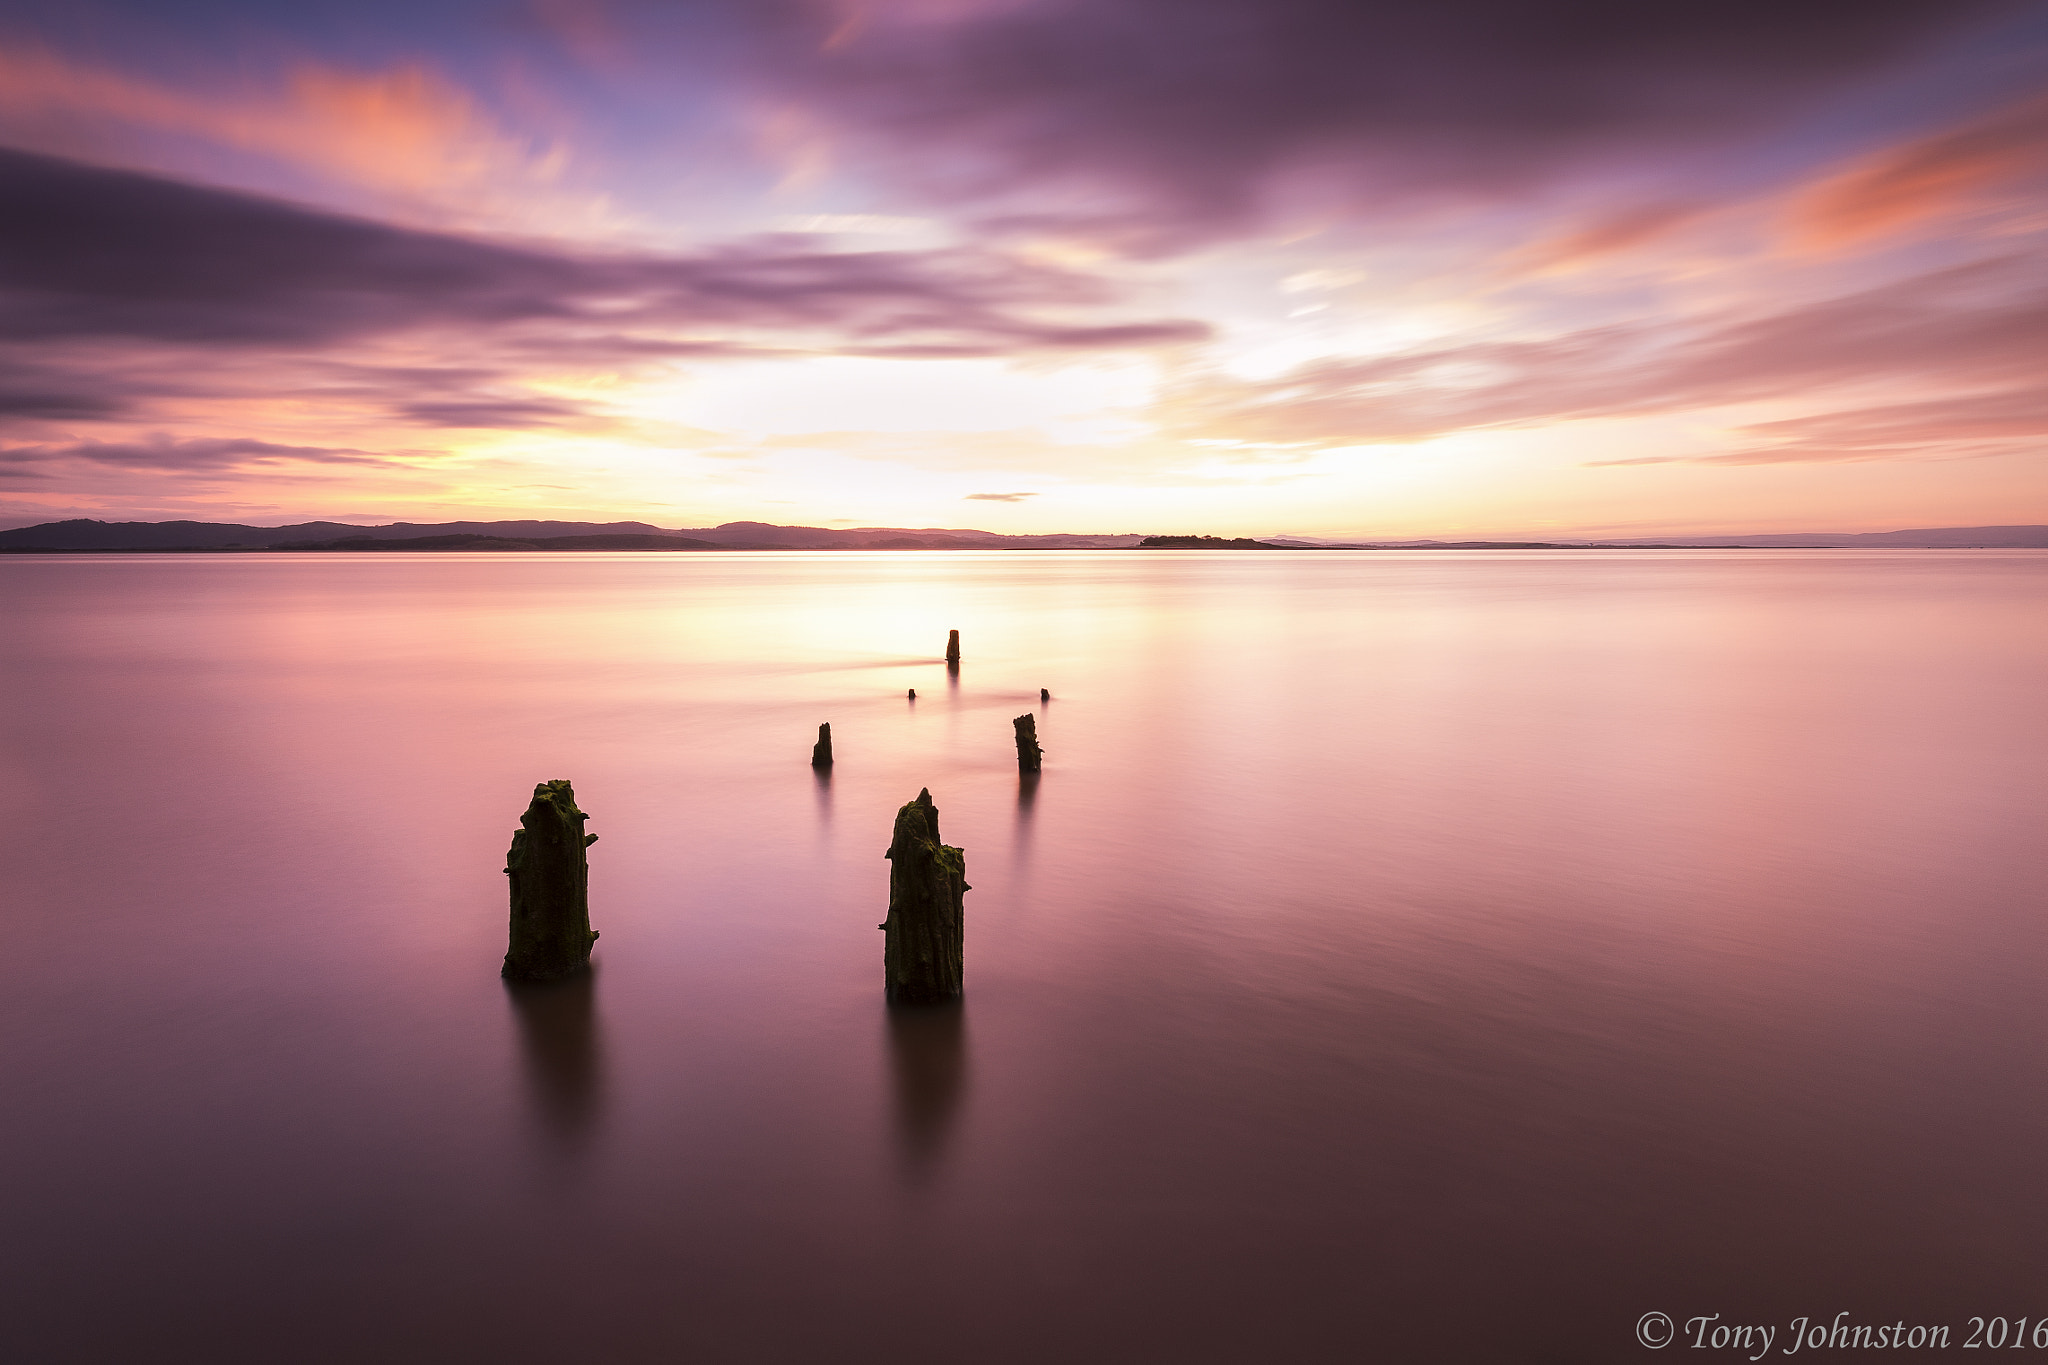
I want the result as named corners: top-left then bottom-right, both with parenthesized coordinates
top-left (741, 0), bottom-right (2031, 247)
top-left (0, 437), bottom-right (392, 471)
top-left (0, 146), bottom-right (1208, 431)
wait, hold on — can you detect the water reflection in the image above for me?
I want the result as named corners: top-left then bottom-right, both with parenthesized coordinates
top-left (1014, 771), bottom-right (1039, 871)
top-left (886, 1000), bottom-right (968, 1189)
top-left (813, 764), bottom-right (833, 826)
top-left (505, 969), bottom-right (606, 1162)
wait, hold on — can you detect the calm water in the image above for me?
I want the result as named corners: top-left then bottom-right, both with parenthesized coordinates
top-left (1, 550), bottom-right (2043, 1362)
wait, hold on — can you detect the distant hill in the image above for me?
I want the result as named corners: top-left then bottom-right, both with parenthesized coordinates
top-left (0, 517), bottom-right (1146, 551)
top-left (2, 517), bottom-right (2043, 552)
top-left (278, 533), bottom-right (725, 552)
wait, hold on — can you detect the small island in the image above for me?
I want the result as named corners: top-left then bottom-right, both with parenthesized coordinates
top-left (1136, 535), bottom-right (1295, 549)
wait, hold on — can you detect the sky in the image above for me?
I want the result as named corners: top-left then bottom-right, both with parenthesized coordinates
top-left (1, 0), bottom-right (2045, 537)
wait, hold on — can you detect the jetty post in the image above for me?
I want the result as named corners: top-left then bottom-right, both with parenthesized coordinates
top-left (1013, 713), bottom-right (1043, 774)
top-left (882, 789), bottom-right (967, 1003)
top-left (812, 722), bottom-right (834, 768)
top-left (945, 630), bottom-right (960, 670)
top-left (503, 780), bottom-right (599, 981)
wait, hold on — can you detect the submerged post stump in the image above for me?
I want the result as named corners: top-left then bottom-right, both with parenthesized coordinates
top-left (945, 629), bottom-right (960, 669)
top-left (882, 789), bottom-right (967, 1003)
top-left (503, 779), bottom-right (599, 981)
top-left (1039, 688), bottom-right (1050, 702)
top-left (812, 722), bottom-right (834, 768)
top-left (1013, 713), bottom-right (1043, 773)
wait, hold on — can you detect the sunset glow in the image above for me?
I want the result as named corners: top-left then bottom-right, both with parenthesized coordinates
top-left (2, 0), bottom-right (2044, 537)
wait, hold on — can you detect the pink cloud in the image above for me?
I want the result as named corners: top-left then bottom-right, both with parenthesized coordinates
top-left (1788, 93), bottom-right (2048, 252)
top-left (0, 44), bottom-right (588, 231)
top-left (1156, 255), bottom-right (2048, 461)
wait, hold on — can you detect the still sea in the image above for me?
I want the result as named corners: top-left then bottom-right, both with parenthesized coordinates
top-left (1, 549), bottom-right (2042, 1362)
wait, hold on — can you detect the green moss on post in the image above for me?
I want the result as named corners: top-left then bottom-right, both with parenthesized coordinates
top-left (1013, 713), bottom-right (1043, 773)
top-left (503, 779), bottom-right (599, 981)
top-left (882, 788), bottom-right (967, 1003)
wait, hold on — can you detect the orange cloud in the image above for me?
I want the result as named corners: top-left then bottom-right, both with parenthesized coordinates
top-left (1788, 93), bottom-right (2048, 252)
top-left (1502, 202), bottom-right (1704, 277)
top-left (0, 45), bottom-right (586, 231)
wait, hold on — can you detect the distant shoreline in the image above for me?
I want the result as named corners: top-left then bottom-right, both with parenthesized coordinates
top-left (4, 543), bottom-right (2036, 555)
top-left (4, 518), bottom-right (2045, 552)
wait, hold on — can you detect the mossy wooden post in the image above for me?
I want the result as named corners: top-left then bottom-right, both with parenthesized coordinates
top-left (503, 779), bottom-right (599, 981)
top-left (812, 722), bottom-right (834, 768)
top-left (945, 629), bottom-right (960, 669)
top-left (1013, 713), bottom-right (1043, 773)
top-left (883, 789), bottom-right (967, 1003)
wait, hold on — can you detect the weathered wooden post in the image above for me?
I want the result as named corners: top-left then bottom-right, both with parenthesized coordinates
top-left (1039, 688), bottom-right (1050, 702)
top-left (812, 722), bottom-right (834, 768)
top-left (945, 629), bottom-right (960, 669)
top-left (882, 788), bottom-right (967, 1003)
top-left (907, 688), bottom-right (916, 700)
top-left (1013, 713), bottom-right (1042, 773)
top-left (503, 779), bottom-right (599, 981)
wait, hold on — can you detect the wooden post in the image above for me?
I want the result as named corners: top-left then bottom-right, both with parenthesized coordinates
top-left (1013, 713), bottom-right (1043, 773)
top-left (882, 789), bottom-right (967, 1003)
top-left (945, 629), bottom-right (960, 668)
top-left (811, 722), bottom-right (834, 768)
top-left (907, 688), bottom-right (916, 700)
top-left (503, 780), bottom-right (599, 981)
top-left (1039, 688), bottom-right (1050, 701)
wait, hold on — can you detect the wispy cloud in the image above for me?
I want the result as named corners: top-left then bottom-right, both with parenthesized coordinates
top-left (0, 45), bottom-right (596, 232)
top-left (964, 490), bottom-right (1036, 500)
top-left (0, 436), bottom-right (394, 472)
top-left (1789, 92), bottom-right (2048, 253)
top-left (1155, 255), bottom-right (2048, 459)
top-left (1501, 203), bottom-right (1707, 278)
top-left (0, 146), bottom-right (1207, 437)
top-left (751, 0), bottom-right (2017, 250)
top-left (1586, 386), bottom-right (2048, 465)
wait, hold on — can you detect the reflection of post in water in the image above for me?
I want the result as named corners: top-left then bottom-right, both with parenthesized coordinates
top-left (506, 970), bottom-right (606, 1158)
top-left (814, 762), bottom-right (833, 825)
top-left (887, 1000), bottom-right (968, 1187)
top-left (1013, 770), bottom-right (1039, 873)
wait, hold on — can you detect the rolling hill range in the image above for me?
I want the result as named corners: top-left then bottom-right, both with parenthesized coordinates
top-left (2, 518), bottom-right (2044, 551)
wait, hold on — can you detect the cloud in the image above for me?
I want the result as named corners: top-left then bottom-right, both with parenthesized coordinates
top-left (745, 0), bottom-right (2024, 248)
top-left (0, 45), bottom-right (592, 233)
top-left (1157, 255), bottom-right (2048, 457)
top-left (0, 147), bottom-right (1206, 431)
top-left (0, 374), bottom-right (127, 419)
top-left (1501, 202), bottom-right (1707, 277)
top-left (389, 398), bottom-right (593, 429)
top-left (1789, 92), bottom-right (2048, 251)
top-left (0, 437), bottom-right (394, 472)
top-left (1587, 385), bottom-right (2048, 465)
top-left (963, 490), bottom-right (1036, 500)
top-left (0, 147), bottom-right (1204, 348)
